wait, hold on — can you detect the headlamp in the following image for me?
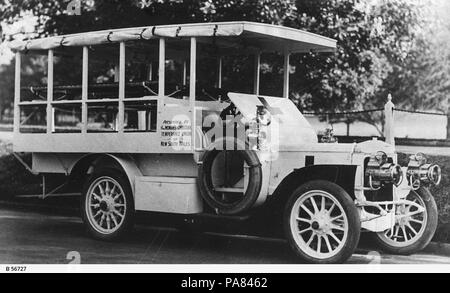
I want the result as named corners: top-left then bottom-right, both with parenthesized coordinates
top-left (406, 153), bottom-right (441, 190)
top-left (365, 151), bottom-right (404, 189)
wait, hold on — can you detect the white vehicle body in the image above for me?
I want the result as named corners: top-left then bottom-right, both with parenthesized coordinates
top-left (10, 22), bottom-right (440, 263)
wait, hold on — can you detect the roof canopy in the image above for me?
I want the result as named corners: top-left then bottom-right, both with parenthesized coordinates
top-left (9, 21), bottom-right (336, 54)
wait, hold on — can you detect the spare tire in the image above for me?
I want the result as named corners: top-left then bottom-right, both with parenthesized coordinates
top-left (198, 150), bottom-right (263, 215)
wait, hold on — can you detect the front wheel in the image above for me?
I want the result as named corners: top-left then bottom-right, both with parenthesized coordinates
top-left (284, 180), bottom-right (361, 264)
top-left (373, 187), bottom-right (438, 255)
top-left (81, 168), bottom-right (135, 241)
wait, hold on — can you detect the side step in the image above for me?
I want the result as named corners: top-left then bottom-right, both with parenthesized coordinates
top-left (15, 193), bottom-right (80, 199)
top-left (191, 212), bottom-right (252, 222)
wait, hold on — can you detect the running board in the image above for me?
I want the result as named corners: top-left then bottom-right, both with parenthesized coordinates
top-left (15, 193), bottom-right (81, 199)
top-left (193, 212), bottom-right (252, 221)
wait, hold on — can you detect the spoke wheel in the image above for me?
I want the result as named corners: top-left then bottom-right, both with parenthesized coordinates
top-left (284, 180), bottom-right (360, 264)
top-left (81, 168), bottom-right (135, 241)
top-left (291, 191), bottom-right (349, 259)
top-left (86, 177), bottom-right (127, 234)
top-left (382, 192), bottom-right (427, 246)
top-left (374, 187), bottom-right (438, 255)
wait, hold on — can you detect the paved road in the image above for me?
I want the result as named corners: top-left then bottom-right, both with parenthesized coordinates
top-left (0, 205), bottom-right (449, 265)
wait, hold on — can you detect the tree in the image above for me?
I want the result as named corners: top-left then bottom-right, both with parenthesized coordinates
top-left (289, 0), bottom-right (423, 135)
top-left (407, 0), bottom-right (450, 113)
top-left (0, 0), bottom-right (297, 36)
top-left (0, 0), bottom-right (427, 135)
top-left (0, 60), bottom-right (14, 121)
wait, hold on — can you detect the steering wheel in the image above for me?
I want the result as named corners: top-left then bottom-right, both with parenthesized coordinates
top-left (167, 85), bottom-right (230, 103)
top-left (167, 85), bottom-right (189, 98)
top-left (200, 87), bottom-right (230, 102)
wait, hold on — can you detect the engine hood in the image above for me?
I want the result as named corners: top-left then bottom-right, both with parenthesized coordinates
top-left (355, 139), bottom-right (396, 155)
top-left (227, 93), bottom-right (318, 147)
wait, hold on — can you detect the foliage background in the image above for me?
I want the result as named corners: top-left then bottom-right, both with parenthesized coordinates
top-left (1, 0), bottom-right (449, 128)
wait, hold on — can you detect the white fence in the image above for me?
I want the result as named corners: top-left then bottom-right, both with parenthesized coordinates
top-left (305, 94), bottom-right (448, 141)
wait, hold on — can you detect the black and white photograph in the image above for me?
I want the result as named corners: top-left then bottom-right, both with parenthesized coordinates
top-left (0, 0), bottom-right (449, 277)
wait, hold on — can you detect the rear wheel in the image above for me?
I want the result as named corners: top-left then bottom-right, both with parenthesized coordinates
top-left (81, 168), bottom-right (135, 241)
top-left (373, 187), bottom-right (438, 255)
top-left (284, 180), bottom-right (361, 264)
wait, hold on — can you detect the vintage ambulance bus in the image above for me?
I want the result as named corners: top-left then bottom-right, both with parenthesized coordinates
top-left (9, 22), bottom-right (441, 264)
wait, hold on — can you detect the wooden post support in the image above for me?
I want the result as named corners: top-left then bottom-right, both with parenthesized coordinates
top-left (14, 52), bottom-right (21, 135)
top-left (148, 63), bottom-right (153, 81)
top-left (217, 57), bottom-right (223, 89)
top-left (384, 94), bottom-right (395, 146)
top-left (158, 38), bottom-right (166, 99)
top-left (254, 52), bottom-right (261, 95)
top-left (156, 37), bottom-right (166, 138)
top-left (183, 61), bottom-right (187, 86)
top-left (82, 46), bottom-right (88, 133)
top-left (190, 37), bottom-right (197, 151)
top-left (114, 65), bottom-right (120, 83)
top-left (118, 42), bottom-right (125, 133)
top-left (47, 49), bottom-right (54, 134)
top-left (283, 49), bottom-right (291, 99)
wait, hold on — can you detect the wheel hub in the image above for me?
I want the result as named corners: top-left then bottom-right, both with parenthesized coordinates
top-left (396, 205), bottom-right (412, 227)
top-left (311, 221), bottom-right (320, 230)
top-left (99, 196), bottom-right (115, 212)
top-left (99, 201), bottom-right (108, 212)
top-left (311, 212), bottom-right (332, 235)
top-left (398, 217), bottom-right (409, 227)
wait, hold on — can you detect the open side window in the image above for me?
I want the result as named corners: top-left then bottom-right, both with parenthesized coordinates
top-left (19, 51), bottom-right (48, 133)
top-left (52, 47), bottom-right (83, 133)
top-left (123, 40), bottom-right (159, 133)
top-left (124, 100), bottom-right (158, 132)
